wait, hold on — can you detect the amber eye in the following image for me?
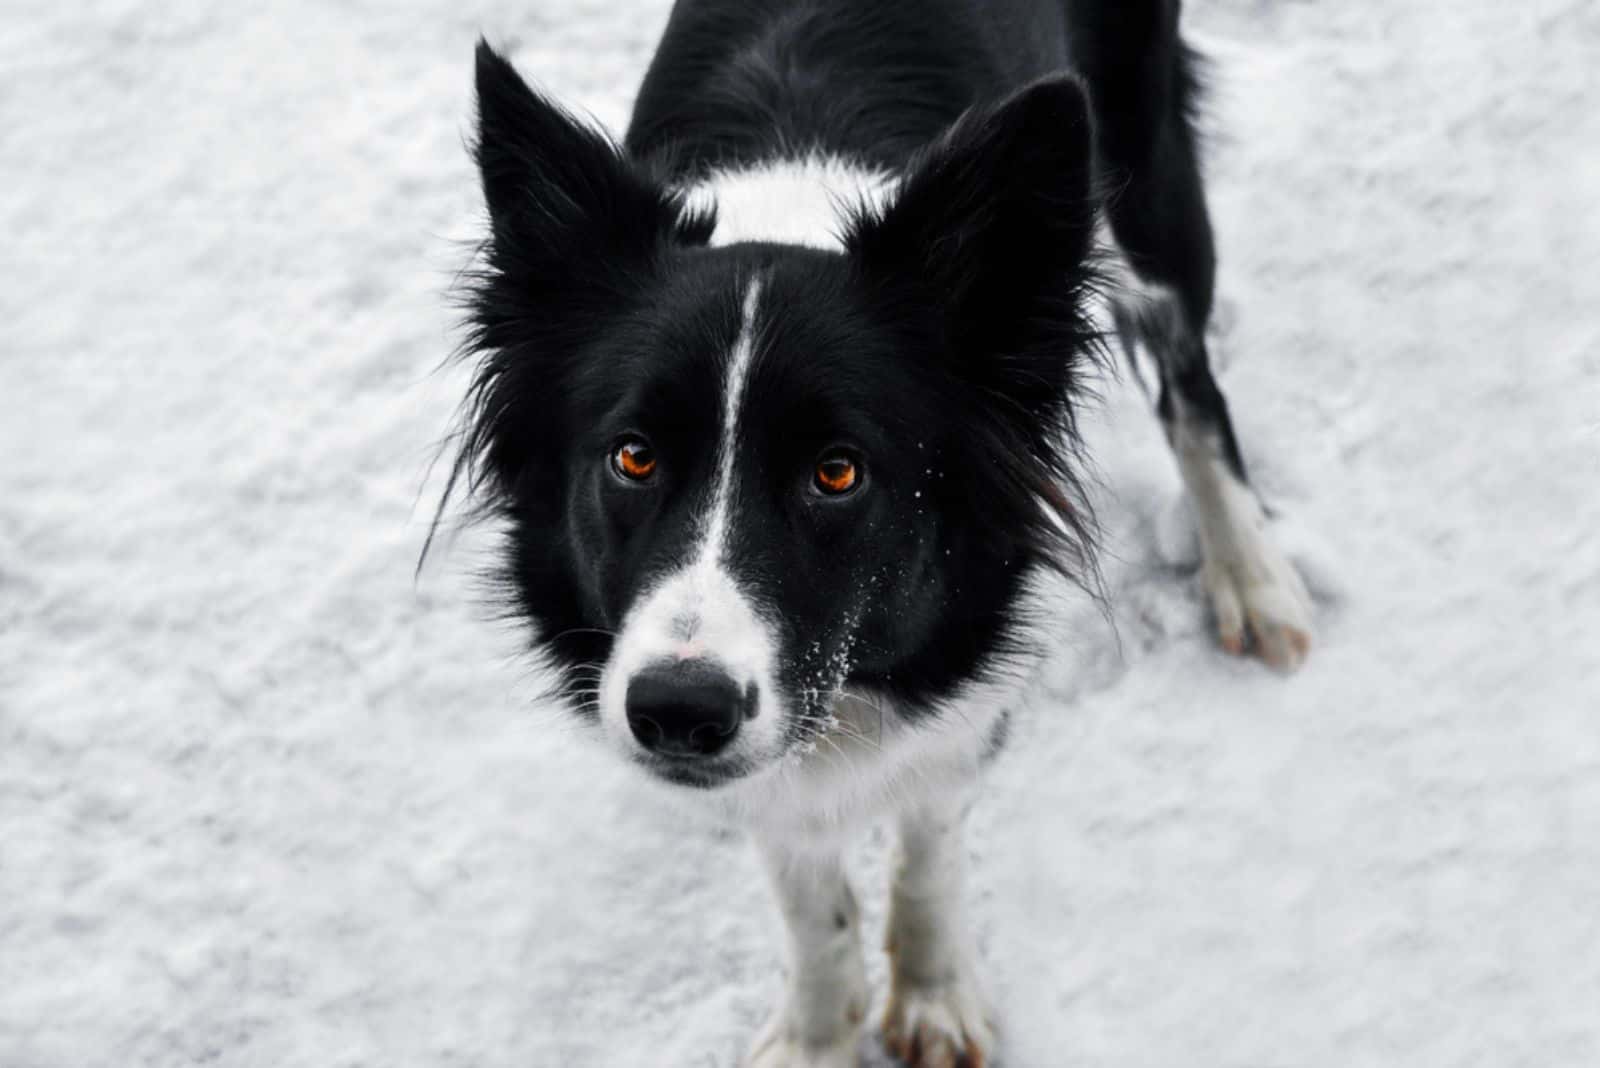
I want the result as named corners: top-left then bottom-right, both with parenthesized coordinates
top-left (813, 451), bottom-right (860, 496)
top-left (611, 436), bottom-right (657, 482)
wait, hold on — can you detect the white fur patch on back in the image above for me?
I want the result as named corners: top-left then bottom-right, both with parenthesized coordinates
top-left (683, 156), bottom-right (898, 250)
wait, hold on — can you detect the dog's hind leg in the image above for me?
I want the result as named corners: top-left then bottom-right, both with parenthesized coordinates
top-left (882, 792), bottom-right (995, 1067)
top-left (1111, 280), bottom-right (1315, 672)
top-left (1092, 12), bottom-right (1314, 671)
top-left (746, 839), bottom-right (867, 1068)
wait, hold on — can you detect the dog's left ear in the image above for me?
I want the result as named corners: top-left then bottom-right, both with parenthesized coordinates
top-left (847, 78), bottom-right (1102, 573)
top-left (846, 77), bottom-right (1099, 387)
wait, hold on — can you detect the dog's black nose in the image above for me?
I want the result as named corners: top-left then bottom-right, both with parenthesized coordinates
top-left (625, 661), bottom-right (747, 757)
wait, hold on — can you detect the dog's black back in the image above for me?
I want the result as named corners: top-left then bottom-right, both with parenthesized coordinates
top-left (628, 0), bottom-right (1197, 187)
top-left (628, 0), bottom-right (1057, 172)
top-left (626, 0), bottom-right (1216, 337)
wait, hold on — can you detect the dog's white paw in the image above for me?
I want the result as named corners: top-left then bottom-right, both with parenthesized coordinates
top-left (1202, 524), bottom-right (1314, 673)
top-left (745, 1033), bottom-right (860, 1068)
top-left (745, 981), bottom-right (868, 1068)
top-left (881, 974), bottom-right (995, 1068)
top-left (745, 1014), bottom-right (863, 1068)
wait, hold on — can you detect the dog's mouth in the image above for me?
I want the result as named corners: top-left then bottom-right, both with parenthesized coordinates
top-left (632, 752), bottom-right (757, 790)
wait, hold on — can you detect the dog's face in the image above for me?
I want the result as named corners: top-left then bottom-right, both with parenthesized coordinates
top-left (455, 45), bottom-right (1100, 789)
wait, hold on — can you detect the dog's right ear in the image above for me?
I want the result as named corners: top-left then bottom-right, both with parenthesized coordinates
top-left (473, 41), bottom-right (694, 267)
top-left (447, 44), bottom-right (704, 526)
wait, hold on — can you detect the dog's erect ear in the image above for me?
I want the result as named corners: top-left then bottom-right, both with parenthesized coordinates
top-left (847, 78), bottom-right (1103, 577)
top-left (448, 44), bottom-right (707, 528)
top-left (846, 77), bottom-right (1098, 366)
top-left (473, 40), bottom-right (694, 262)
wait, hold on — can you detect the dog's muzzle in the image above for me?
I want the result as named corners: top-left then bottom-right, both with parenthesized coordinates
top-left (624, 659), bottom-right (755, 758)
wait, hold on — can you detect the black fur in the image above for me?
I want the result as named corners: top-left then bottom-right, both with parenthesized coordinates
top-left (447, 0), bottom-right (1230, 724)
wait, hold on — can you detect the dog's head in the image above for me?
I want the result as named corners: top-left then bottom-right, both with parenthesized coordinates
top-left (450, 43), bottom-right (1100, 789)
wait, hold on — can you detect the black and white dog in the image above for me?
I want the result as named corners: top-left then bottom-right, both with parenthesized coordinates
top-left (452, 0), bottom-right (1312, 1062)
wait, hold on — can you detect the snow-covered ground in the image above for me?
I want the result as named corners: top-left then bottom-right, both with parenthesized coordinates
top-left (3, 1), bottom-right (1597, 1065)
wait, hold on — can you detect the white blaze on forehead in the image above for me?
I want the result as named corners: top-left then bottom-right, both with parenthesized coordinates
top-left (683, 156), bottom-right (899, 250)
top-left (597, 275), bottom-right (784, 764)
top-left (700, 277), bottom-right (764, 564)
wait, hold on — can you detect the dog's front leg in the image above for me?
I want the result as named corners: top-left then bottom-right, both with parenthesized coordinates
top-left (746, 837), bottom-right (868, 1068)
top-left (882, 793), bottom-right (995, 1067)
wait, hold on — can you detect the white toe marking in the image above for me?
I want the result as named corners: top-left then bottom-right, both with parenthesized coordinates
top-left (748, 841), bottom-right (868, 1067)
top-left (1170, 404), bottom-right (1315, 669)
top-left (882, 795), bottom-right (995, 1063)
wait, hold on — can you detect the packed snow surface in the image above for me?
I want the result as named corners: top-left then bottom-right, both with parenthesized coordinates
top-left (3, 1), bottom-right (1598, 1065)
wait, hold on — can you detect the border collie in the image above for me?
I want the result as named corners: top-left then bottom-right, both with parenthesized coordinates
top-left (448, 1), bottom-right (1313, 1062)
